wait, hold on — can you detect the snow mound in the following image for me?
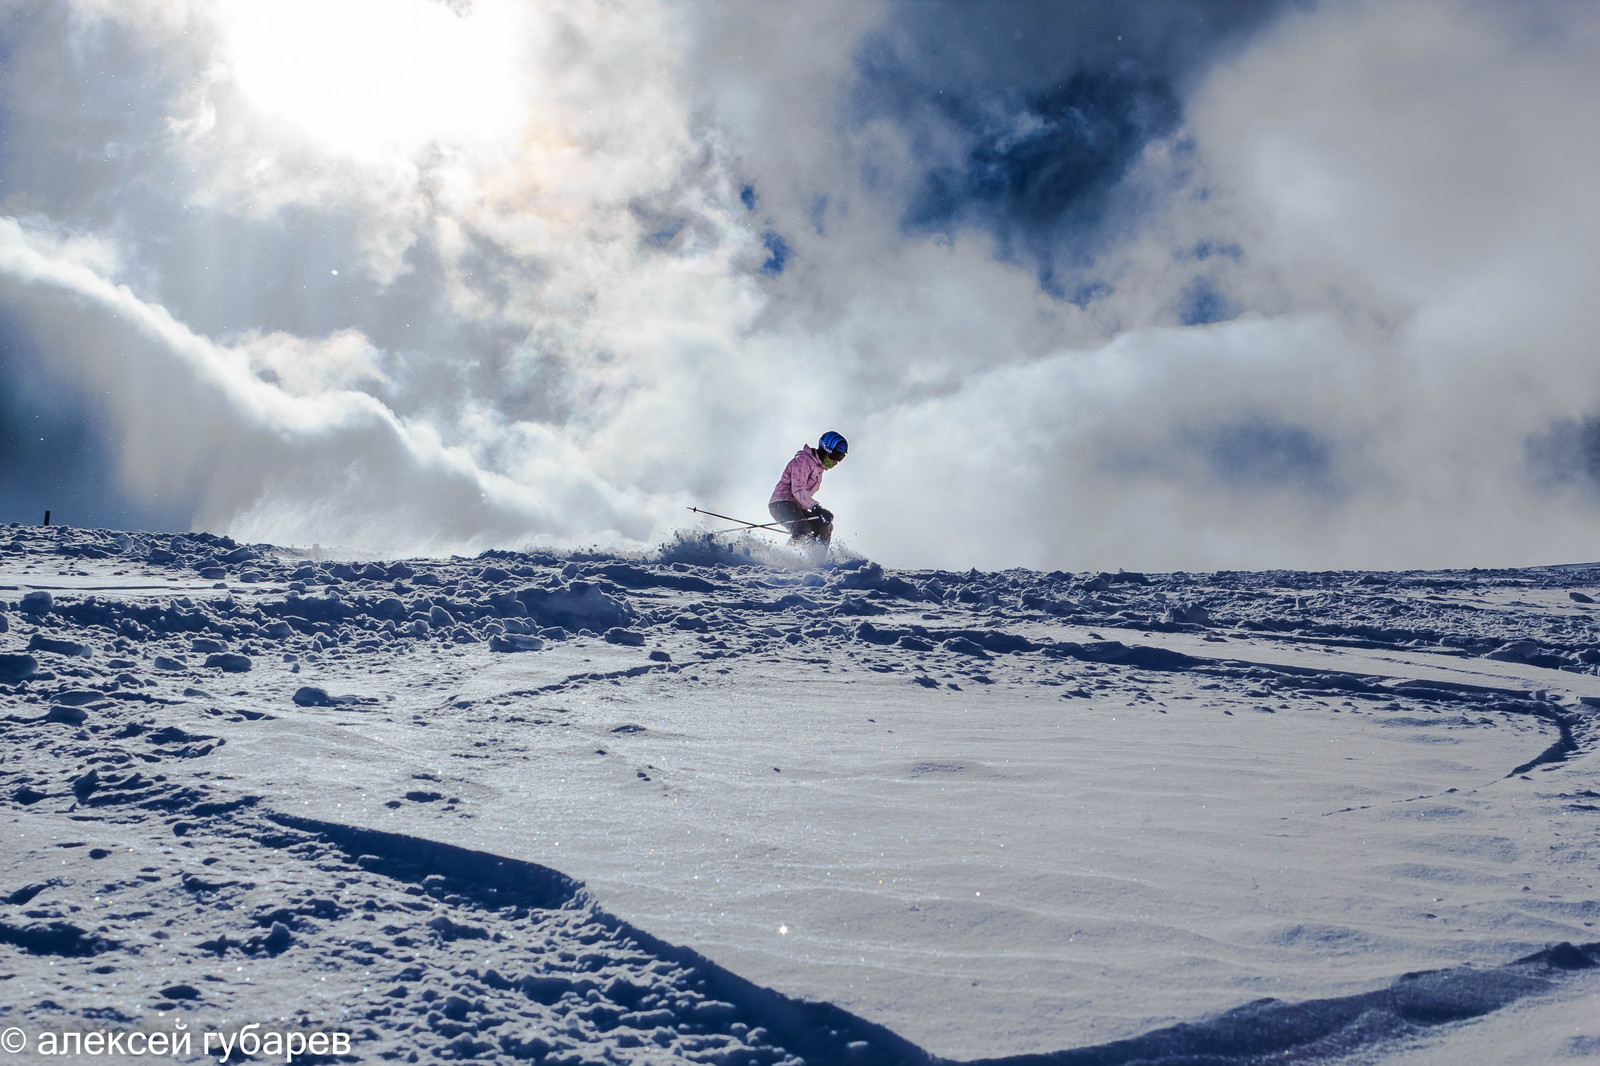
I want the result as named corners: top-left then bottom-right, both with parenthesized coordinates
top-left (5, 521), bottom-right (1600, 1062)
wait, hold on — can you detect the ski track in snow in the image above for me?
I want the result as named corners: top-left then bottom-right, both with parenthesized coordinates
top-left (3, 525), bottom-right (1600, 1063)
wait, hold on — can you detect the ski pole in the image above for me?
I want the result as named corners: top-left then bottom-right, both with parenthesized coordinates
top-left (708, 524), bottom-right (785, 537)
top-left (688, 506), bottom-right (769, 528)
top-left (688, 507), bottom-right (790, 532)
top-left (688, 506), bottom-right (822, 536)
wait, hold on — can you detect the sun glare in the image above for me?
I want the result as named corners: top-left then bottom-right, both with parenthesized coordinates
top-left (216, 0), bottom-right (530, 159)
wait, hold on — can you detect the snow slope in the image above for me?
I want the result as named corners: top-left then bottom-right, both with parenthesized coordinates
top-left (3, 523), bottom-right (1600, 1063)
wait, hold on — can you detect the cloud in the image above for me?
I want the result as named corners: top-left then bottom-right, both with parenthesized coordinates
top-left (0, 0), bottom-right (1598, 572)
top-left (237, 329), bottom-right (393, 398)
top-left (824, 1), bottom-right (1600, 570)
top-left (0, 218), bottom-right (659, 553)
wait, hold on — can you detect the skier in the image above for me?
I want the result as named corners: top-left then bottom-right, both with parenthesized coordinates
top-left (769, 431), bottom-right (848, 546)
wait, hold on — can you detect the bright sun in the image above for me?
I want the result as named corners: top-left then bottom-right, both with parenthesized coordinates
top-left (215, 0), bottom-right (531, 159)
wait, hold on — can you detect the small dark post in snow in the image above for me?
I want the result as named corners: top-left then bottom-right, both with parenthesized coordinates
top-left (43, 510), bottom-right (50, 526)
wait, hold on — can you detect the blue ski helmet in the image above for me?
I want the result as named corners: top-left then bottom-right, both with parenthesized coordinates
top-left (819, 431), bottom-right (848, 459)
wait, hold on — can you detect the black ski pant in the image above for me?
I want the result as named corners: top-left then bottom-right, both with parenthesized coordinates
top-left (769, 500), bottom-right (833, 546)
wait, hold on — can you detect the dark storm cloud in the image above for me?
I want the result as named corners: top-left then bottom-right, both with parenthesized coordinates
top-left (850, 0), bottom-right (1290, 295)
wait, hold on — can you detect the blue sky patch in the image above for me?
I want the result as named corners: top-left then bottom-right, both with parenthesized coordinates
top-left (1176, 277), bottom-right (1238, 326)
top-left (760, 231), bottom-right (790, 276)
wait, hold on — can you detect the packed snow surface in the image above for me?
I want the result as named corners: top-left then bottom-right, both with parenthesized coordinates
top-left (3, 524), bottom-right (1600, 1063)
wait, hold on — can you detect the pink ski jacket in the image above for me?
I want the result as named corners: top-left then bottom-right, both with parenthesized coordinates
top-left (770, 445), bottom-right (825, 509)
